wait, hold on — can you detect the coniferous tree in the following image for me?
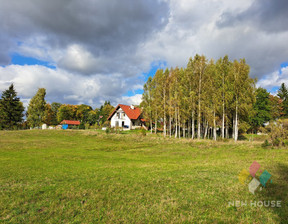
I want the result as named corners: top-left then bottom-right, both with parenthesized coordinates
top-left (250, 87), bottom-right (271, 130)
top-left (277, 83), bottom-right (288, 117)
top-left (0, 84), bottom-right (24, 129)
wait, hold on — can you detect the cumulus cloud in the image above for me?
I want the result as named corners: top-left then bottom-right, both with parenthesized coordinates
top-left (0, 65), bottom-right (143, 108)
top-left (257, 66), bottom-right (288, 91)
top-left (0, 0), bottom-right (287, 108)
top-left (0, 0), bottom-right (169, 74)
top-left (217, 0), bottom-right (288, 33)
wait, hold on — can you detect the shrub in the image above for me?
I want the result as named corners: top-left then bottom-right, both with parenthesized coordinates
top-left (85, 123), bottom-right (90, 130)
top-left (272, 138), bottom-right (280, 147)
top-left (261, 139), bottom-right (270, 148)
top-left (105, 127), bottom-right (111, 134)
top-left (283, 139), bottom-right (288, 147)
top-left (266, 119), bottom-right (288, 147)
top-left (79, 122), bottom-right (85, 129)
top-left (141, 128), bottom-right (146, 136)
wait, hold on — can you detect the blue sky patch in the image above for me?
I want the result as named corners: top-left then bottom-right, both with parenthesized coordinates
top-left (124, 61), bottom-right (167, 97)
top-left (10, 53), bottom-right (56, 69)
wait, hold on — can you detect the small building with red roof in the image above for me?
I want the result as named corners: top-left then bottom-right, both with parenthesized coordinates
top-left (60, 120), bottom-right (81, 129)
top-left (107, 104), bottom-right (144, 130)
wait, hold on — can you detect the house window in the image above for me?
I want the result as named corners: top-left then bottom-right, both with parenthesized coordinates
top-left (122, 121), bottom-right (125, 127)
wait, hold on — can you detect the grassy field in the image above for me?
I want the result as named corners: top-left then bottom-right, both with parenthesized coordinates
top-left (0, 130), bottom-right (287, 223)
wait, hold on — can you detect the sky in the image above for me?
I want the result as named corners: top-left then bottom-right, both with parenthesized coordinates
top-left (0, 0), bottom-right (287, 109)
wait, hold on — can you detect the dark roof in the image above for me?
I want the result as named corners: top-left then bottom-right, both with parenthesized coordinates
top-left (108, 104), bottom-right (141, 120)
top-left (60, 120), bottom-right (80, 125)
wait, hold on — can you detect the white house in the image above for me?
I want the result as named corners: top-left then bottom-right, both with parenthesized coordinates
top-left (108, 104), bottom-right (144, 130)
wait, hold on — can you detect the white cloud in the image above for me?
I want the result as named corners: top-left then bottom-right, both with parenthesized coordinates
top-left (257, 66), bottom-right (288, 91)
top-left (1, 0), bottom-right (288, 107)
top-left (122, 94), bottom-right (142, 106)
top-left (0, 65), bottom-right (143, 108)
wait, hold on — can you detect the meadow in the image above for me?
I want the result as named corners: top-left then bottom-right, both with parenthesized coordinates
top-left (0, 130), bottom-right (287, 223)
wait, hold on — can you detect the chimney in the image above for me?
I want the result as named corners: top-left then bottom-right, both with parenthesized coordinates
top-left (130, 105), bottom-right (134, 110)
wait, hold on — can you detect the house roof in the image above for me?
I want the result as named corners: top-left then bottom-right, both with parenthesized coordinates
top-left (60, 120), bottom-right (81, 125)
top-left (108, 104), bottom-right (142, 120)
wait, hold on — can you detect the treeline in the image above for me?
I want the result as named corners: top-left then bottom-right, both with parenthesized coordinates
top-left (141, 54), bottom-right (256, 141)
top-left (0, 85), bottom-right (114, 130)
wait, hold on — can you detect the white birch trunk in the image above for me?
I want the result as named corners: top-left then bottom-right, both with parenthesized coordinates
top-left (183, 122), bottom-right (185, 138)
top-left (234, 98), bottom-right (238, 142)
top-left (178, 108), bottom-right (180, 139)
top-left (175, 107), bottom-right (177, 138)
top-left (163, 89), bottom-right (166, 137)
top-left (213, 110), bottom-right (217, 141)
top-left (169, 116), bottom-right (172, 138)
top-left (192, 111), bottom-right (195, 139)
top-left (155, 111), bottom-right (157, 134)
top-left (222, 108), bottom-right (225, 139)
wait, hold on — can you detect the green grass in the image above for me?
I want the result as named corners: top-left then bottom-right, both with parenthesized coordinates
top-left (0, 130), bottom-right (287, 223)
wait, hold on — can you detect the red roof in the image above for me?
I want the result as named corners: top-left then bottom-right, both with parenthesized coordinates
top-left (60, 120), bottom-right (80, 125)
top-left (108, 104), bottom-right (142, 120)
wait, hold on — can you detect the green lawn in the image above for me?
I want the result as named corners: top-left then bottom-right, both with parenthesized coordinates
top-left (0, 130), bottom-right (287, 223)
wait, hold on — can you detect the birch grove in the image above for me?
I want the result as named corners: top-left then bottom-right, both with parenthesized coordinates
top-left (141, 55), bottom-right (255, 141)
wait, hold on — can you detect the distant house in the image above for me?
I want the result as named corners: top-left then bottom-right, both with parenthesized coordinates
top-left (107, 104), bottom-right (144, 130)
top-left (60, 120), bottom-right (80, 129)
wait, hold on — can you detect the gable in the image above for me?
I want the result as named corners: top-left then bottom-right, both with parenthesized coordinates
top-left (108, 104), bottom-right (141, 120)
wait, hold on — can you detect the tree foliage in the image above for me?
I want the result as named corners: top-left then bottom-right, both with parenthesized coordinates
top-left (250, 87), bottom-right (271, 129)
top-left (277, 83), bottom-right (288, 117)
top-left (141, 55), bottom-right (255, 141)
top-left (27, 88), bottom-right (47, 127)
top-left (0, 84), bottom-right (24, 129)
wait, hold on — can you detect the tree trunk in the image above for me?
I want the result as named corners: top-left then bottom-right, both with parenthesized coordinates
top-left (188, 119), bottom-right (191, 138)
top-left (163, 90), bottom-right (166, 137)
top-left (192, 111), bottom-right (195, 139)
top-left (178, 108), bottom-right (180, 139)
top-left (222, 109), bottom-right (225, 139)
top-left (232, 114), bottom-right (235, 139)
top-left (197, 111), bottom-right (201, 139)
top-left (222, 72), bottom-right (225, 139)
top-left (213, 110), bottom-right (217, 141)
top-left (183, 122), bottom-right (185, 138)
top-left (234, 98), bottom-right (238, 142)
top-left (204, 120), bottom-right (208, 139)
top-left (198, 68), bottom-right (202, 140)
top-left (225, 120), bottom-right (229, 139)
top-left (175, 107), bottom-right (177, 138)
top-left (169, 115), bottom-right (172, 138)
top-left (155, 111), bottom-right (157, 134)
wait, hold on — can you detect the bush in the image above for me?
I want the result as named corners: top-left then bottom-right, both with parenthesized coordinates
top-left (261, 139), bottom-right (270, 148)
top-left (283, 139), bottom-right (288, 147)
top-left (266, 119), bottom-right (288, 147)
top-left (105, 127), bottom-right (111, 134)
top-left (141, 128), bottom-right (146, 136)
top-left (85, 123), bottom-right (90, 130)
top-left (79, 122), bottom-right (85, 129)
top-left (272, 138), bottom-right (280, 147)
